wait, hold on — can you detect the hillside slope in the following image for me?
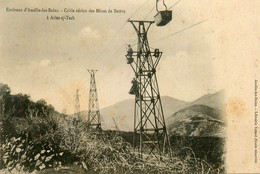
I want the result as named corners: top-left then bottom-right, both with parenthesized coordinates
top-left (191, 90), bottom-right (225, 110)
top-left (166, 105), bottom-right (225, 137)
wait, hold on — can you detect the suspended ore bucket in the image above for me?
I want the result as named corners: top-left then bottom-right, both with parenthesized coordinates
top-left (154, 10), bottom-right (172, 26)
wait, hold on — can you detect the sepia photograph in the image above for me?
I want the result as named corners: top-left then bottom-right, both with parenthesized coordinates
top-left (0, 0), bottom-right (259, 173)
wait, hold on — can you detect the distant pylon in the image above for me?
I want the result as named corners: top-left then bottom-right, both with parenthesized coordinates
top-left (112, 117), bottom-right (120, 131)
top-left (125, 20), bottom-right (171, 158)
top-left (87, 70), bottom-right (102, 131)
top-left (74, 89), bottom-right (81, 118)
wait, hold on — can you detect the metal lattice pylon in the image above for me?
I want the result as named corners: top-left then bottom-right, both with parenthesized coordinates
top-left (87, 70), bottom-right (101, 131)
top-left (126, 20), bottom-right (171, 158)
top-left (74, 89), bottom-right (81, 118)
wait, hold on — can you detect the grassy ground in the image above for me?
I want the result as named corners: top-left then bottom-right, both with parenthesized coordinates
top-left (0, 115), bottom-right (225, 174)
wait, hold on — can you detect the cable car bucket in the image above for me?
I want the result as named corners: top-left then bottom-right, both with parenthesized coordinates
top-left (154, 0), bottom-right (172, 26)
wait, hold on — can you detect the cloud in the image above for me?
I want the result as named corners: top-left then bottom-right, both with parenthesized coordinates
top-left (77, 26), bottom-right (104, 49)
top-left (39, 59), bottom-right (51, 66)
top-left (79, 27), bottom-right (101, 40)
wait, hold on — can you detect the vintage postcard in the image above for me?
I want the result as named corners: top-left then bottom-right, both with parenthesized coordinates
top-left (0, 0), bottom-right (259, 173)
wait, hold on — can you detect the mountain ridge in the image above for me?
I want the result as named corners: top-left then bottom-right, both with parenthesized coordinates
top-left (76, 90), bottom-right (225, 131)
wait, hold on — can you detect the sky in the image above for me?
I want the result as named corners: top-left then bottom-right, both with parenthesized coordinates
top-left (0, 0), bottom-right (244, 114)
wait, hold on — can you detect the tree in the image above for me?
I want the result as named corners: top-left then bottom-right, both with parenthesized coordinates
top-left (0, 83), bottom-right (11, 117)
top-left (3, 93), bottom-right (31, 118)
